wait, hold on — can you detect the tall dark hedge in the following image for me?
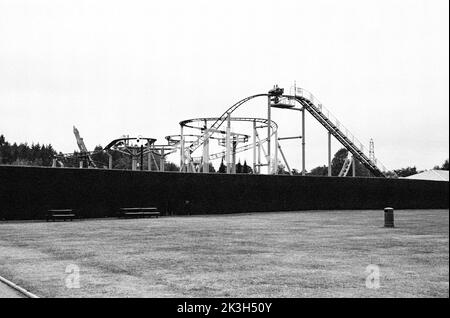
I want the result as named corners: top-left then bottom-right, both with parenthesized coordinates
top-left (0, 165), bottom-right (448, 220)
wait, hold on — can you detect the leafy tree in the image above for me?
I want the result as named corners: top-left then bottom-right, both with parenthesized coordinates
top-left (218, 158), bottom-right (226, 173)
top-left (307, 148), bottom-right (347, 176)
top-left (331, 148), bottom-right (349, 176)
top-left (235, 160), bottom-right (242, 173)
top-left (0, 135), bottom-right (56, 166)
top-left (306, 148), bottom-right (374, 177)
top-left (308, 165), bottom-right (328, 176)
top-left (383, 170), bottom-right (398, 178)
top-left (353, 159), bottom-right (372, 177)
top-left (434, 159), bottom-right (449, 171)
top-left (113, 156), bottom-right (131, 170)
top-left (164, 161), bottom-right (180, 171)
top-left (242, 160), bottom-right (253, 174)
top-left (91, 145), bottom-right (109, 168)
top-left (208, 163), bottom-right (216, 173)
top-left (276, 162), bottom-right (290, 175)
top-left (394, 166), bottom-right (420, 177)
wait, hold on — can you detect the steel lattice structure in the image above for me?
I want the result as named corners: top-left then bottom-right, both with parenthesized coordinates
top-left (53, 84), bottom-right (394, 177)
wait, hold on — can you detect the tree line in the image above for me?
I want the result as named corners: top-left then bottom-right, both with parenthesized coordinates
top-left (0, 134), bottom-right (448, 176)
top-left (305, 148), bottom-right (449, 177)
top-left (0, 135), bottom-right (56, 166)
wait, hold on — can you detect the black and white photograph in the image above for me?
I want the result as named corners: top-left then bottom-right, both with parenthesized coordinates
top-left (0, 0), bottom-right (448, 304)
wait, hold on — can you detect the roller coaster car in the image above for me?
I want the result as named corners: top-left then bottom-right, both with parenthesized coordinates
top-left (268, 86), bottom-right (284, 96)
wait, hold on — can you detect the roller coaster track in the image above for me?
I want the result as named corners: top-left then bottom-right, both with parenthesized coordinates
top-left (182, 89), bottom-right (390, 178)
top-left (339, 157), bottom-right (352, 177)
top-left (73, 126), bottom-right (97, 168)
top-left (290, 88), bottom-right (389, 177)
top-left (186, 94), bottom-right (268, 155)
top-left (181, 117), bottom-right (278, 161)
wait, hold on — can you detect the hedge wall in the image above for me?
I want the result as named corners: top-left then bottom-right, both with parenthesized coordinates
top-left (0, 165), bottom-right (448, 220)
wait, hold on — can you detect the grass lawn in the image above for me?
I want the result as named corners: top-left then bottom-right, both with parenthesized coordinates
top-left (0, 209), bottom-right (448, 298)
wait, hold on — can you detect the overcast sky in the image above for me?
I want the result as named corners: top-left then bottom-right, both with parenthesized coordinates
top-left (0, 0), bottom-right (448, 171)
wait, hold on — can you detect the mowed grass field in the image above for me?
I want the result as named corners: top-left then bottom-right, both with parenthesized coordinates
top-left (0, 210), bottom-right (448, 298)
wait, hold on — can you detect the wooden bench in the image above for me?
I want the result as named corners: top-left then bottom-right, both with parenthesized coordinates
top-left (46, 209), bottom-right (76, 222)
top-left (118, 207), bottom-right (160, 218)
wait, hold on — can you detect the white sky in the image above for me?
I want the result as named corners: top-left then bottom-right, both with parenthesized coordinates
top-left (0, 0), bottom-right (448, 171)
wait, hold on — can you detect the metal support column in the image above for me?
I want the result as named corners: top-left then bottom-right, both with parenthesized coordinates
top-left (108, 153), bottom-right (113, 170)
top-left (301, 107), bottom-right (306, 175)
top-left (140, 145), bottom-right (144, 171)
top-left (147, 143), bottom-right (152, 171)
top-left (150, 144), bottom-right (159, 171)
top-left (274, 131), bottom-right (278, 174)
top-left (352, 156), bottom-right (356, 177)
top-left (202, 129), bottom-right (209, 173)
top-left (253, 120), bottom-right (257, 173)
top-left (328, 131), bottom-right (332, 176)
top-left (267, 97), bottom-right (271, 174)
top-left (257, 136), bottom-right (261, 174)
top-left (226, 114), bottom-right (231, 174)
top-left (180, 125), bottom-right (185, 172)
top-left (131, 149), bottom-right (137, 171)
top-left (231, 138), bottom-right (237, 174)
top-left (278, 144), bottom-right (292, 174)
top-left (160, 148), bottom-right (165, 172)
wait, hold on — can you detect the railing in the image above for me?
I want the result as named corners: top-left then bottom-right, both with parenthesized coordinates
top-left (293, 87), bottom-right (390, 176)
top-left (191, 118), bottom-right (278, 161)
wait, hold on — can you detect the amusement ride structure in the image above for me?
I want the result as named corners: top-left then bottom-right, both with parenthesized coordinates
top-left (53, 85), bottom-right (393, 178)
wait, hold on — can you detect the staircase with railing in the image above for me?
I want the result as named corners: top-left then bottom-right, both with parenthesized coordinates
top-left (291, 88), bottom-right (389, 178)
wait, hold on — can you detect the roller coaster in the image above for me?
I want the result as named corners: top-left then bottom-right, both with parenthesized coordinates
top-left (53, 85), bottom-right (393, 178)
